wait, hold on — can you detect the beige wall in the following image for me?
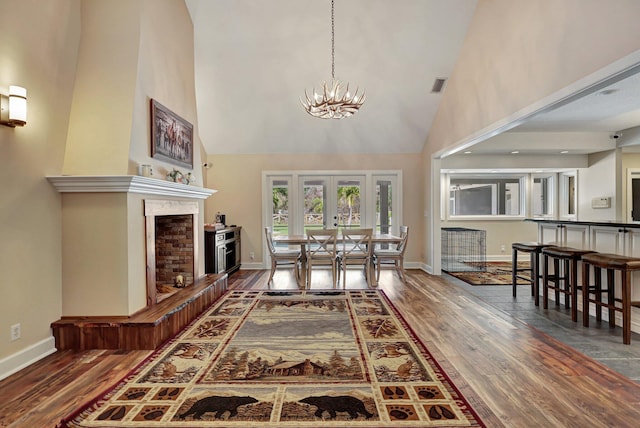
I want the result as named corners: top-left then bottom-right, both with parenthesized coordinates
top-left (441, 220), bottom-right (538, 259)
top-left (61, 193), bottom-right (132, 316)
top-left (0, 0), bottom-right (204, 375)
top-left (0, 0), bottom-right (80, 363)
top-left (428, 0), bottom-right (640, 155)
top-left (131, 0), bottom-right (204, 180)
top-left (63, 0), bottom-right (140, 175)
top-left (204, 153), bottom-right (424, 268)
top-left (64, 0), bottom-right (203, 179)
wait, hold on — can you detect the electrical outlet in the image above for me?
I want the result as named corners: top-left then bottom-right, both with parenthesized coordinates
top-left (10, 323), bottom-right (20, 341)
top-left (249, 252), bottom-right (255, 261)
top-left (500, 244), bottom-right (506, 253)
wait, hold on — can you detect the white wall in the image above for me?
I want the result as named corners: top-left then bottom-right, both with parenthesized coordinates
top-left (621, 153), bottom-right (640, 222)
top-left (577, 150), bottom-right (620, 221)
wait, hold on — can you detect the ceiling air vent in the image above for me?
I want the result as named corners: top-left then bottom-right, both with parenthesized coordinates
top-left (431, 78), bottom-right (447, 93)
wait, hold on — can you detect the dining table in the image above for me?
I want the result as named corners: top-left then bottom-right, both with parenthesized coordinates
top-left (272, 233), bottom-right (402, 288)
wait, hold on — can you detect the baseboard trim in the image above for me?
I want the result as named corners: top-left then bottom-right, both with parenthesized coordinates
top-left (414, 262), bottom-right (432, 274)
top-left (240, 262), bottom-right (267, 270)
top-left (487, 255), bottom-right (512, 262)
top-left (0, 336), bottom-right (56, 381)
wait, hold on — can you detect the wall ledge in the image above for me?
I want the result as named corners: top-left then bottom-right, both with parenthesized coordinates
top-left (47, 175), bottom-right (217, 200)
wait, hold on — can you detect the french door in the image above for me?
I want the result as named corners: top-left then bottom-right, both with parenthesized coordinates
top-left (298, 175), bottom-right (366, 232)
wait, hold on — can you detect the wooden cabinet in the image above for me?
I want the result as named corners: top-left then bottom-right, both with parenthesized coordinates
top-left (205, 226), bottom-right (241, 275)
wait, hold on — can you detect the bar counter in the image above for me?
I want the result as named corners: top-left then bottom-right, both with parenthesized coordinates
top-left (526, 218), bottom-right (640, 229)
top-left (526, 218), bottom-right (640, 254)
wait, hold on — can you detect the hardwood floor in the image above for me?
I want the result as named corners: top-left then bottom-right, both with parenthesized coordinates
top-left (2, 268), bottom-right (640, 427)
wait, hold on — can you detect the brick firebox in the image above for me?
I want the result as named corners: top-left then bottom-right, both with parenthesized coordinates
top-left (145, 199), bottom-right (200, 305)
top-left (155, 214), bottom-right (194, 288)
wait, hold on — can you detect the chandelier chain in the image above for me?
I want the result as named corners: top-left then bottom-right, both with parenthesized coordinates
top-left (300, 0), bottom-right (365, 119)
top-left (331, 0), bottom-right (335, 80)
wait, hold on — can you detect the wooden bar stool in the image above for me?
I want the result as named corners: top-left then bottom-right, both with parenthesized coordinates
top-left (581, 253), bottom-right (640, 344)
top-left (511, 242), bottom-right (553, 306)
top-left (541, 246), bottom-right (595, 322)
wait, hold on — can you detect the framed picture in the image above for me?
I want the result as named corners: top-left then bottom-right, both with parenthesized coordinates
top-left (150, 99), bottom-right (193, 169)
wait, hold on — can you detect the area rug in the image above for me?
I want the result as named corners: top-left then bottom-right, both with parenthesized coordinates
top-left (58, 289), bottom-right (485, 427)
top-left (446, 261), bottom-right (531, 286)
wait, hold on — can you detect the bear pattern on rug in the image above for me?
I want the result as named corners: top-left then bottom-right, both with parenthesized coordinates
top-left (299, 395), bottom-right (374, 420)
top-left (178, 395), bottom-right (258, 420)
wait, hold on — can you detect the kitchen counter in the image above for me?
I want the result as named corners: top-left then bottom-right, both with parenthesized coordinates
top-left (526, 218), bottom-right (640, 229)
top-left (529, 218), bottom-right (640, 252)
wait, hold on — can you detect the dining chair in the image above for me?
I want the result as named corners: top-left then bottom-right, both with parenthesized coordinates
top-left (339, 228), bottom-right (374, 287)
top-left (306, 229), bottom-right (339, 288)
top-left (374, 225), bottom-right (409, 283)
top-left (265, 227), bottom-right (302, 286)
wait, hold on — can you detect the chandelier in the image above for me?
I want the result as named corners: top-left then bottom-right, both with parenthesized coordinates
top-left (301, 0), bottom-right (365, 119)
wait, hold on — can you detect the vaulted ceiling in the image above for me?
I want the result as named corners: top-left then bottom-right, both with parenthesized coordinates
top-left (186, 0), bottom-right (640, 157)
top-left (186, 0), bottom-right (478, 154)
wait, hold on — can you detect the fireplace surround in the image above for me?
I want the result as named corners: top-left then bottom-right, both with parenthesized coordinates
top-left (144, 199), bottom-right (199, 305)
top-left (48, 175), bottom-right (216, 317)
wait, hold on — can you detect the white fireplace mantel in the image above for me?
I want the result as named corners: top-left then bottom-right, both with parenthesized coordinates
top-left (47, 175), bottom-right (217, 199)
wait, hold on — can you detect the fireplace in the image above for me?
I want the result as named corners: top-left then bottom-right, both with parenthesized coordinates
top-left (47, 175), bottom-right (216, 317)
top-left (145, 199), bottom-right (200, 305)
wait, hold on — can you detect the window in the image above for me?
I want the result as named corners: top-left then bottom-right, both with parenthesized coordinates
top-left (336, 177), bottom-right (364, 230)
top-left (268, 176), bottom-right (291, 235)
top-left (532, 174), bottom-right (555, 217)
top-left (447, 175), bottom-right (524, 217)
top-left (301, 177), bottom-right (327, 231)
top-left (375, 177), bottom-right (395, 234)
top-left (559, 171), bottom-right (577, 219)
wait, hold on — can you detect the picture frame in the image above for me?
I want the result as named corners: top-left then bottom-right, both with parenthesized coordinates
top-left (150, 99), bottom-right (194, 169)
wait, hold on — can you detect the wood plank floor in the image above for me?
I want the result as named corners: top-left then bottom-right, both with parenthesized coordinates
top-left (2, 268), bottom-right (640, 427)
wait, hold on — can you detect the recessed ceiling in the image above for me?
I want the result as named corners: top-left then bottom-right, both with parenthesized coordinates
top-left (186, 0), bottom-right (478, 155)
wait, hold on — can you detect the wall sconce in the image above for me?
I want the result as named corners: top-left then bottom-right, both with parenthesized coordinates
top-left (0, 86), bottom-right (27, 127)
